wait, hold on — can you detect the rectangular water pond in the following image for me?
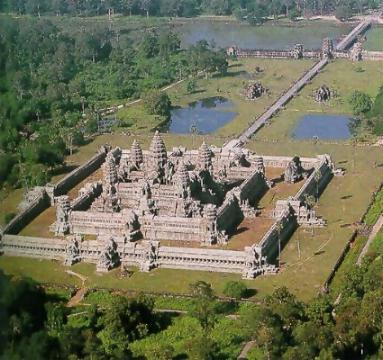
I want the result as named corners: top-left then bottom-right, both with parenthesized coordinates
top-left (292, 114), bottom-right (353, 140)
top-left (167, 97), bottom-right (237, 134)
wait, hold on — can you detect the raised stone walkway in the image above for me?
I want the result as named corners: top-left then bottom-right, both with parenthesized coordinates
top-left (224, 19), bottom-right (373, 150)
top-left (336, 19), bottom-right (372, 51)
top-left (224, 58), bottom-right (328, 149)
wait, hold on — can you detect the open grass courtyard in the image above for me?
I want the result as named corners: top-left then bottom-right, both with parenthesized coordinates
top-left (256, 59), bottom-right (383, 141)
top-left (365, 25), bottom-right (383, 51)
top-left (117, 58), bottom-right (315, 137)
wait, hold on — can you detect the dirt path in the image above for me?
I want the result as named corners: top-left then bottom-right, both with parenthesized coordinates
top-left (238, 340), bottom-right (256, 359)
top-left (66, 270), bottom-right (88, 307)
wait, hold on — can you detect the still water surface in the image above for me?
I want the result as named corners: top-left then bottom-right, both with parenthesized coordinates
top-left (292, 114), bottom-right (353, 140)
top-left (179, 21), bottom-right (352, 49)
top-left (168, 97), bottom-right (237, 134)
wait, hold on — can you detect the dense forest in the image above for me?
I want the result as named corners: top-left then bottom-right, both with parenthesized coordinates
top-left (0, 0), bottom-right (382, 20)
top-left (0, 15), bottom-right (227, 190)
top-left (2, 241), bottom-right (383, 360)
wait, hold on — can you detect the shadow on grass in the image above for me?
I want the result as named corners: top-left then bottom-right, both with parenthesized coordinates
top-left (244, 288), bottom-right (257, 298)
top-left (50, 164), bottom-right (78, 177)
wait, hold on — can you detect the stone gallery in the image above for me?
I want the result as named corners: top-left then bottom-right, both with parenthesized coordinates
top-left (0, 132), bottom-right (335, 278)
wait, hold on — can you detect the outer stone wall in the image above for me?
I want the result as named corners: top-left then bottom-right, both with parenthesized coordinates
top-left (54, 150), bottom-right (107, 197)
top-left (295, 156), bottom-right (333, 202)
top-left (256, 209), bottom-right (298, 262)
top-left (3, 192), bottom-right (50, 235)
top-left (0, 234), bottom-right (66, 260)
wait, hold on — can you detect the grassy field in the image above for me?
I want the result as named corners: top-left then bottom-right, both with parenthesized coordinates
top-left (117, 58), bottom-right (315, 137)
top-left (0, 188), bottom-right (23, 226)
top-left (245, 139), bottom-right (383, 300)
top-left (256, 59), bottom-right (383, 141)
top-left (365, 26), bottom-right (383, 51)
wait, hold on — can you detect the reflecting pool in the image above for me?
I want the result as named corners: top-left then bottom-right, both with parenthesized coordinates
top-left (168, 97), bottom-right (237, 134)
top-left (292, 114), bottom-right (353, 140)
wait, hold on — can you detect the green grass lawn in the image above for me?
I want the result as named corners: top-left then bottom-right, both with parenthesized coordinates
top-left (0, 188), bottom-right (23, 227)
top-left (256, 59), bottom-right (383, 141)
top-left (0, 256), bottom-right (81, 287)
top-left (117, 58), bottom-right (315, 138)
top-left (365, 26), bottom-right (383, 51)
top-left (245, 139), bottom-right (383, 300)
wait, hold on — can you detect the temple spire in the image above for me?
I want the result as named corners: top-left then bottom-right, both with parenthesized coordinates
top-left (150, 131), bottom-right (167, 168)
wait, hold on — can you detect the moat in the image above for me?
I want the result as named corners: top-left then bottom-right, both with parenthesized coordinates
top-left (167, 96), bottom-right (237, 134)
top-left (179, 20), bottom-right (352, 49)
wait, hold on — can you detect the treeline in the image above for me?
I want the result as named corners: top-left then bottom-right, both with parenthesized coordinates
top-left (0, 0), bottom-right (381, 19)
top-left (347, 86), bottom-right (383, 135)
top-left (0, 15), bottom-right (227, 190)
top-left (3, 252), bottom-right (383, 360)
top-left (0, 270), bottom-right (162, 359)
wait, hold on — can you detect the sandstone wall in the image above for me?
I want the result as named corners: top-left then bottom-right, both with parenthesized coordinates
top-left (217, 196), bottom-right (243, 234)
top-left (2, 192), bottom-right (50, 235)
top-left (362, 51), bottom-right (383, 61)
top-left (0, 234), bottom-right (66, 260)
top-left (295, 156), bottom-right (333, 203)
top-left (262, 155), bottom-right (318, 170)
top-left (237, 170), bottom-right (267, 204)
top-left (140, 216), bottom-right (209, 242)
top-left (157, 246), bottom-right (246, 273)
top-left (54, 150), bottom-right (107, 197)
top-left (71, 183), bottom-right (103, 211)
top-left (256, 209), bottom-right (298, 262)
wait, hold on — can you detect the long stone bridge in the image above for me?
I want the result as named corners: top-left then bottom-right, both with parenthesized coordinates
top-left (224, 18), bottom-right (374, 149)
top-left (336, 18), bottom-right (372, 51)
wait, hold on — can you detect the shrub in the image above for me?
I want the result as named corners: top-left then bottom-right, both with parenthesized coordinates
top-left (223, 281), bottom-right (247, 299)
top-left (142, 90), bottom-right (172, 117)
top-left (348, 91), bottom-right (372, 115)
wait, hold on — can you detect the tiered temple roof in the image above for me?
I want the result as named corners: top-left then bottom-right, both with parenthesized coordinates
top-left (130, 139), bottom-right (143, 167)
top-left (198, 141), bottom-right (212, 170)
top-left (150, 130), bottom-right (167, 168)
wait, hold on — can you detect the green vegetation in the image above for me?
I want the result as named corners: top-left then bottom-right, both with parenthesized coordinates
top-left (114, 58), bottom-right (314, 136)
top-left (2, 0), bottom-right (381, 20)
top-left (364, 187), bottom-right (383, 225)
top-left (365, 26), bottom-right (383, 51)
top-left (349, 90), bottom-right (372, 116)
top-left (0, 14), bottom-right (227, 193)
top-left (223, 281), bottom-right (248, 299)
top-left (143, 90), bottom-right (172, 116)
top-left (256, 60), bottom-right (383, 142)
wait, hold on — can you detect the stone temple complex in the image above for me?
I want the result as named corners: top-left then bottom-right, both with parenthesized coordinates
top-left (245, 82), bottom-right (267, 100)
top-left (0, 132), bottom-right (336, 279)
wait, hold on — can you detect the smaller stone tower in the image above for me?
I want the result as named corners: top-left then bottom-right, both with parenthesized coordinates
top-left (130, 139), bottom-right (143, 168)
top-left (55, 195), bottom-right (71, 236)
top-left (150, 131), bottom-right (167, 169)
top-left (198, 141), bottom-right (212, 171)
